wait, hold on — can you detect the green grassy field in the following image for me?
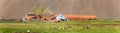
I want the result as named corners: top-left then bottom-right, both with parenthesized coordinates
top-left (0, 19), bottom-right (120, 33)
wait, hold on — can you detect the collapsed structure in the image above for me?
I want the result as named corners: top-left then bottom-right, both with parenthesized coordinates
top-left (0, 0), bottom-right (120, 21)
top-left (0, 0), bottom-right (52, 20)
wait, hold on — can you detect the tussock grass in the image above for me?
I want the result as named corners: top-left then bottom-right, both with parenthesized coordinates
top-left (0, 19), bottom-right (119, 33)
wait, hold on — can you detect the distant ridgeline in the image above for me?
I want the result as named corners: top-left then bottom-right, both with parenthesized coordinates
top-left (0, 0), bottom-right (120, 20)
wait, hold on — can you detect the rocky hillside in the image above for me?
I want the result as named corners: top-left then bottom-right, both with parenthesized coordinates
top-left (0, 0), bottom-right (120, 20)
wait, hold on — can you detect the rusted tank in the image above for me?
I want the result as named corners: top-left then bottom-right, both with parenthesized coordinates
top-left (65, 14), bottom-right (96, 20)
